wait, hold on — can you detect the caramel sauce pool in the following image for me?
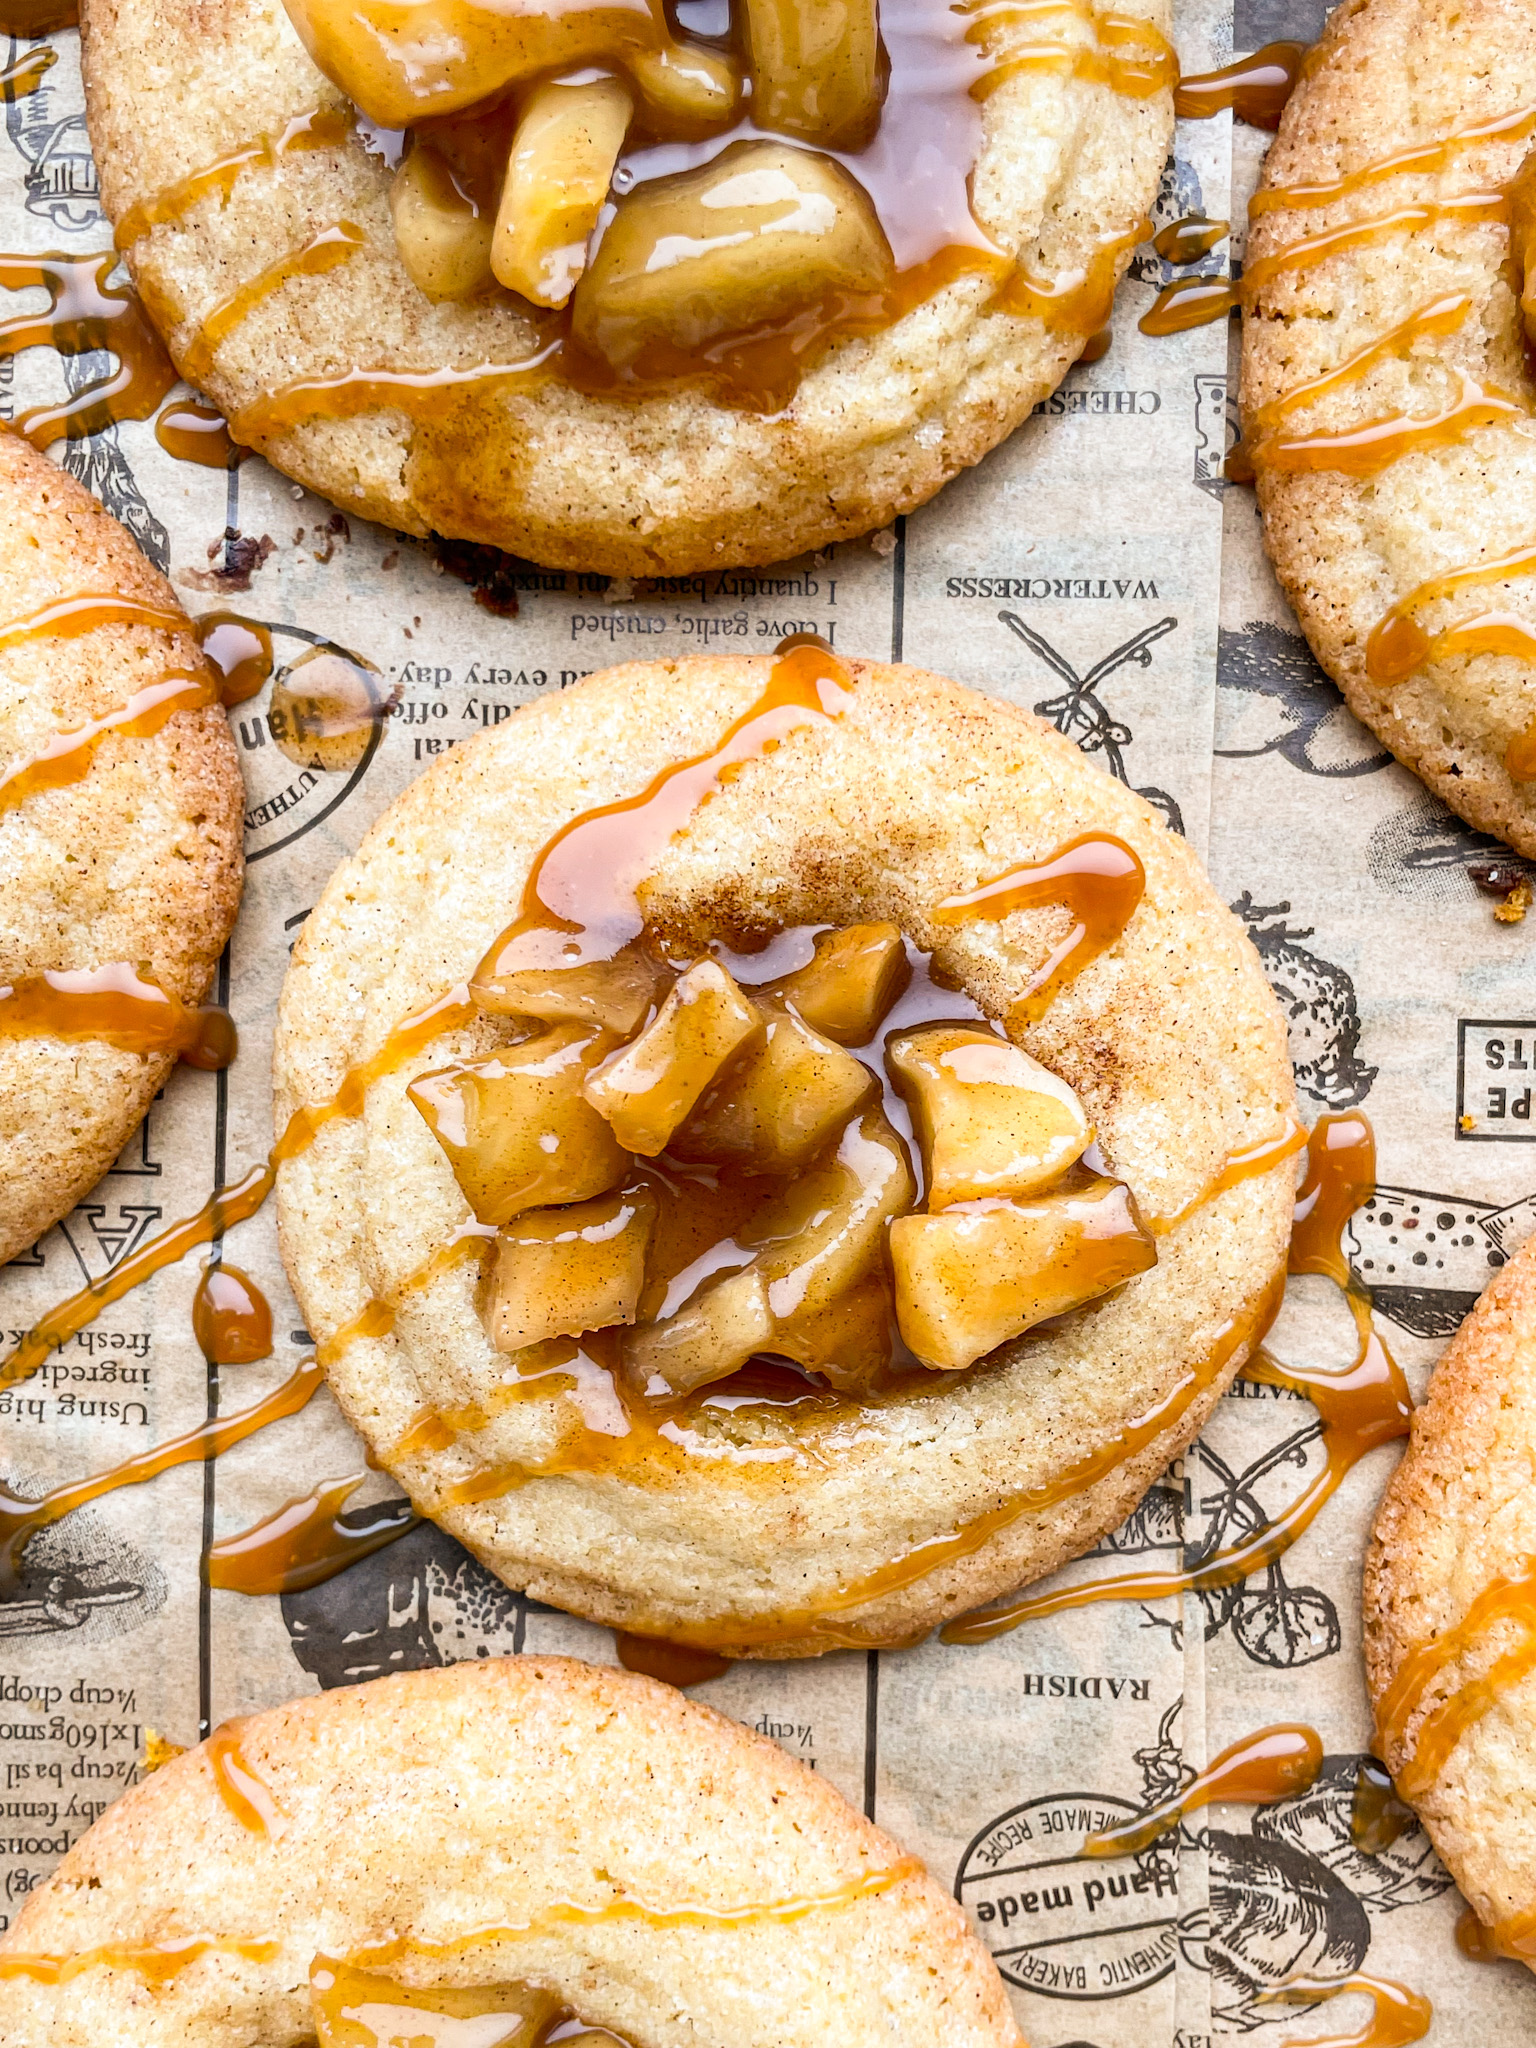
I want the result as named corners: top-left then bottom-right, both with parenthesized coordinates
top-left (194, 611), bottom-right (273, 705)
top-left (268, 647), bottom-right (392, 770)
top-left (192, 1262), bottom-right (273, 1363)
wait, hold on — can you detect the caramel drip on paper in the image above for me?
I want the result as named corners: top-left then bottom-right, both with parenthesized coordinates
top-left (0, 591), bottom-right (186, 655)
top-left (181, 220), bottom-right (366, 385)
top-left (1082, 1723), bottom-right (1323, 1856)
top-left (204, 1721), bottom-right (285, 1834)
top-left (0, 962), bottom-right (237, 1069)
top-left (113, 107), bottom-right (354, 249)
top-left (929, 830), bottom-right (1145, 1024)
top-left (1251, 102), bottom-right (1536, 216)
top-left (1139, 276), bottom-right (1238, 334)
top-left (205, 1476), bottom-right (419, 1595)
top-left (192, 1262), bottom-right (273, 1363)
top-left (1152, 214), bottom-right (1228, 262)
top-left (194, 612), bottom-right (273, 705)
top-left (0, 670), bottom-right (218, 814)
top-left (0, 1354), bottom-right (322, 1590)
top-left (0, 250), bottom-right (176, 447)
top-left (1173, 41), bottom-right (1308, 129)
top-left (0, 0), bottom-right (77, 31)
top-left (155, 397), bottom-right (247, 469)
top-left (1348, 1756), bottom-right (1415, 1855)
top-left (1243, 194), bottom-right (1510, 299)
top-left (941, 1113), bottom-right (1395, 1644)
top-left (0, 1159), bottom-right (275, 1391)
top-left (1365, 540), bottom-right (1536, 688)
top-left (0, 44), bottom-right (54, 97)
top-left (614, 1631), bottom-right (734, 1686)
top-left (0, 1936), bottom-right (280, 1986)
top-left (1261, 1973), bottom-right (1432, 2048)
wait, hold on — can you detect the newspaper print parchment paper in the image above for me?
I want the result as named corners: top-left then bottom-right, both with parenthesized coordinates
top-left (2, 0), bottom-right (1534, 2040)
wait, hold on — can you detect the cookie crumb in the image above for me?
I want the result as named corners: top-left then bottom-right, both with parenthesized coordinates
top-left (1494, 879), bottom-right (1531, 924)
top-left (606, 576), bottom-right (636, 603)
top-left (142, 1729), bottom-right (186, 1773)
top-left (870, 529), bottom-right (897, 557)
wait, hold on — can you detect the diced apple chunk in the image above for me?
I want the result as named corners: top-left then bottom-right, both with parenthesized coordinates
top-left (741, 0), bottom-right (884, 149)
top-left (772, 921), bottom-right (909, 1044)
top-left (493, 77), bottom-right (633, 308)
top-left (484, 1184), bottom-right (657, 1354)
top-left (570, 140), bottom-right (893, 372)
top-left (409, 1025), bottom-right (628, 1225)
top-left (772, 1267), bottom-right (894, 1393)
top-left (671, 999), bottom-right (875, 1170)
top-left (890, 1175), bottom-right (1156, 1371)
top-left (888, 1024), bottom-right (1092, 1208)
top-left (624, 1265), bottom-right (773, 1395)
top-left (390, 143), bottom-right (495, 302)
top-left (470, 942), bottom-right (667, 1037)
top-left (583, 958), bottom-right (762, 1155)
top-left (746, 1107), bottom-right (915, 1323)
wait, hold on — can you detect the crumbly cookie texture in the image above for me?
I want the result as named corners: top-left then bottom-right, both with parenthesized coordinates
top-left (1364, 1232), bottom-right (1536, 1957)
top-left (1243, 0), bottom-right (1536, 858)
top-left (0, 429), bottom-right (243, 1264)
top-left (0, 1655), bottom-right (1024, 2046)
top-left (272, 654), bottom-right (1297, 1655)
top-left (79, 0), bottom-right (1171, 575)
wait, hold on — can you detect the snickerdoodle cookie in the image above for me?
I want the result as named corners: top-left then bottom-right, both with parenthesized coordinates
top-left (0, 428), bottom-right (243, 1265)
top-left (1243, 0), bottom-right (1536, 858)
top-left (1365, 1231), bottom-right (1536, 1965)
top-left (272, 649), bottom-right (1297, 1656)
top-left (79, 0), bottom-right (1172, 575)
top-left (0, 1654), bottom-right (1022, 2044)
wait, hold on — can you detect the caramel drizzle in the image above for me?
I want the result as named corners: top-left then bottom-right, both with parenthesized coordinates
top-left (113, 107), bottom-right (354, 249)
top-left (204, 1721), bottom-right (286, 1835)
top-left (1173, 41), bottom-right (1308, 130)
top-left (0, 1864), bottom-right (917, 1989)
top-left (1242, 193), bottom-right (1510, 299)
top-left (1508, 715), bottom-right (1536, 779)
top-left (1250, 101), bottom-right (1536, 216)
top-left (942, 1112), bottom-right (1400, 1645)
top-left (0, 1936), bottom-right (280, 1986)
top-left (1138, 276), bottom-right (1238, 335)
top-left (192, 1261), bottom-right (273, 1363)
top-left (1081, 1723), bottom-right (1323, 1856)
top-left (0, 45), bottom-right (55, 97)
top-left (1366, 539), bottom-right (1536, 688)
top-left (1152, 214), bottom-right (1228, 262)
top-left (993, 220), bottom-right (1149, 339)
top-left (1153, 1114), bottom-right (1306, 1231)
top-left (1244, 294), bottom-right (1472, 453)
top-left (154, 397), bottom-right (248, 469)
top-left (1376, 1561), bottom-right (1536, 1801)
top-left (1248, 369), bottom-right (1528, 478)
top-left (181, 220), bottom-right (366, 386)
top-left (0, 670), bottom-right (218, 815)
top-left (975, 13), bottom-right (1178, 102)
top-left (1260, 1974), bottom-right (1432, 2048)
top-left (0, 591), bottom-right (188, 654)
top-left (0, 250), bottom-right (176, 448)
top-left (205, 1475), bottom-right (419, 1595)
top-left (0, 962), bottom-right (237, 1070)
top-left (1348, 1756), bottom-right (1415, 1856)
top-left (929, 829), bottom-right (1145, 1025)
top-left (0, 1353), bottom-right (321, 1591)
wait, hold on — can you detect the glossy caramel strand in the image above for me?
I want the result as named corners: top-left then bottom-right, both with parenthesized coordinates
top-left (614, 1631), bottom-right (733, 1685)
top-left (0, 249), bottom-right (176, 447)
top-left (182, 219), bottom-right (366, 386)
top-left (1082, 1724), bottom-right (1323, 1856)
top-left (1138, 276), bottom-right (1237, 334)
top-left (1242, 193), bottom-right (1510, 301)
top-left (0, 590), bottom-right (187, 655)
top-left (155, 397), bottom-right (248, 469)
top-left (0, 1355), bottom-right (323, 1592)
top-left (194, 612), bottom-right (273, 705)
top-left (204, 1720), bottom-right (286, 1834)
top-left (1290, 1111), bottom-right (1375, 1285)
top-left (0, 669), bottom-right (219, 814)
top-left (1366, 539), bottom-right (1536, 688)
top-left (1174, 41), bottom-right (1308, 129)
top-left (205, 1474), bottom-right (418, 1594)
top-left (1250, 102), bottom-right (1536, 217)
top-left (192, 1262), bottom-right (273, 1363)
top-left (0, 1936), bottom-right (280, 1986)
top-left (1258, 1973), bottom-right (1431, 2048)
top-left (1152, 213), bottom-right (1228, 261)
top-left (0, 962), bottom-right (237, 1069)
top-left (0, 44), bottom-right (55, 96)
top-left (114, 107), bottom-right (354, 249)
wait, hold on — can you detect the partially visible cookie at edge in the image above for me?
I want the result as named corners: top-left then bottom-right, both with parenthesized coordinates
top-left (0, 428), bottom-right (244, 1263)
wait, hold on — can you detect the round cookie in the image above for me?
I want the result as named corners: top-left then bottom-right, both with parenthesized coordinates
top-left (273, 652), bottom-right (1298, 1656)
top-left (0, 428), bottom-right (244, 1266)
top-left (1364, 1232), bottom-right (1536, 1962)
top-left (1242, 0), bottom-right (1536, 859)
top-left (0, 1654), bottom-right (1022, 2044)
top-left (79, 0), bottom-right (1172, 576)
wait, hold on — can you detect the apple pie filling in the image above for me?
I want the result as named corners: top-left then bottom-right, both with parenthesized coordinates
top-left (410, 918), bottom-right (1156, 1400)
